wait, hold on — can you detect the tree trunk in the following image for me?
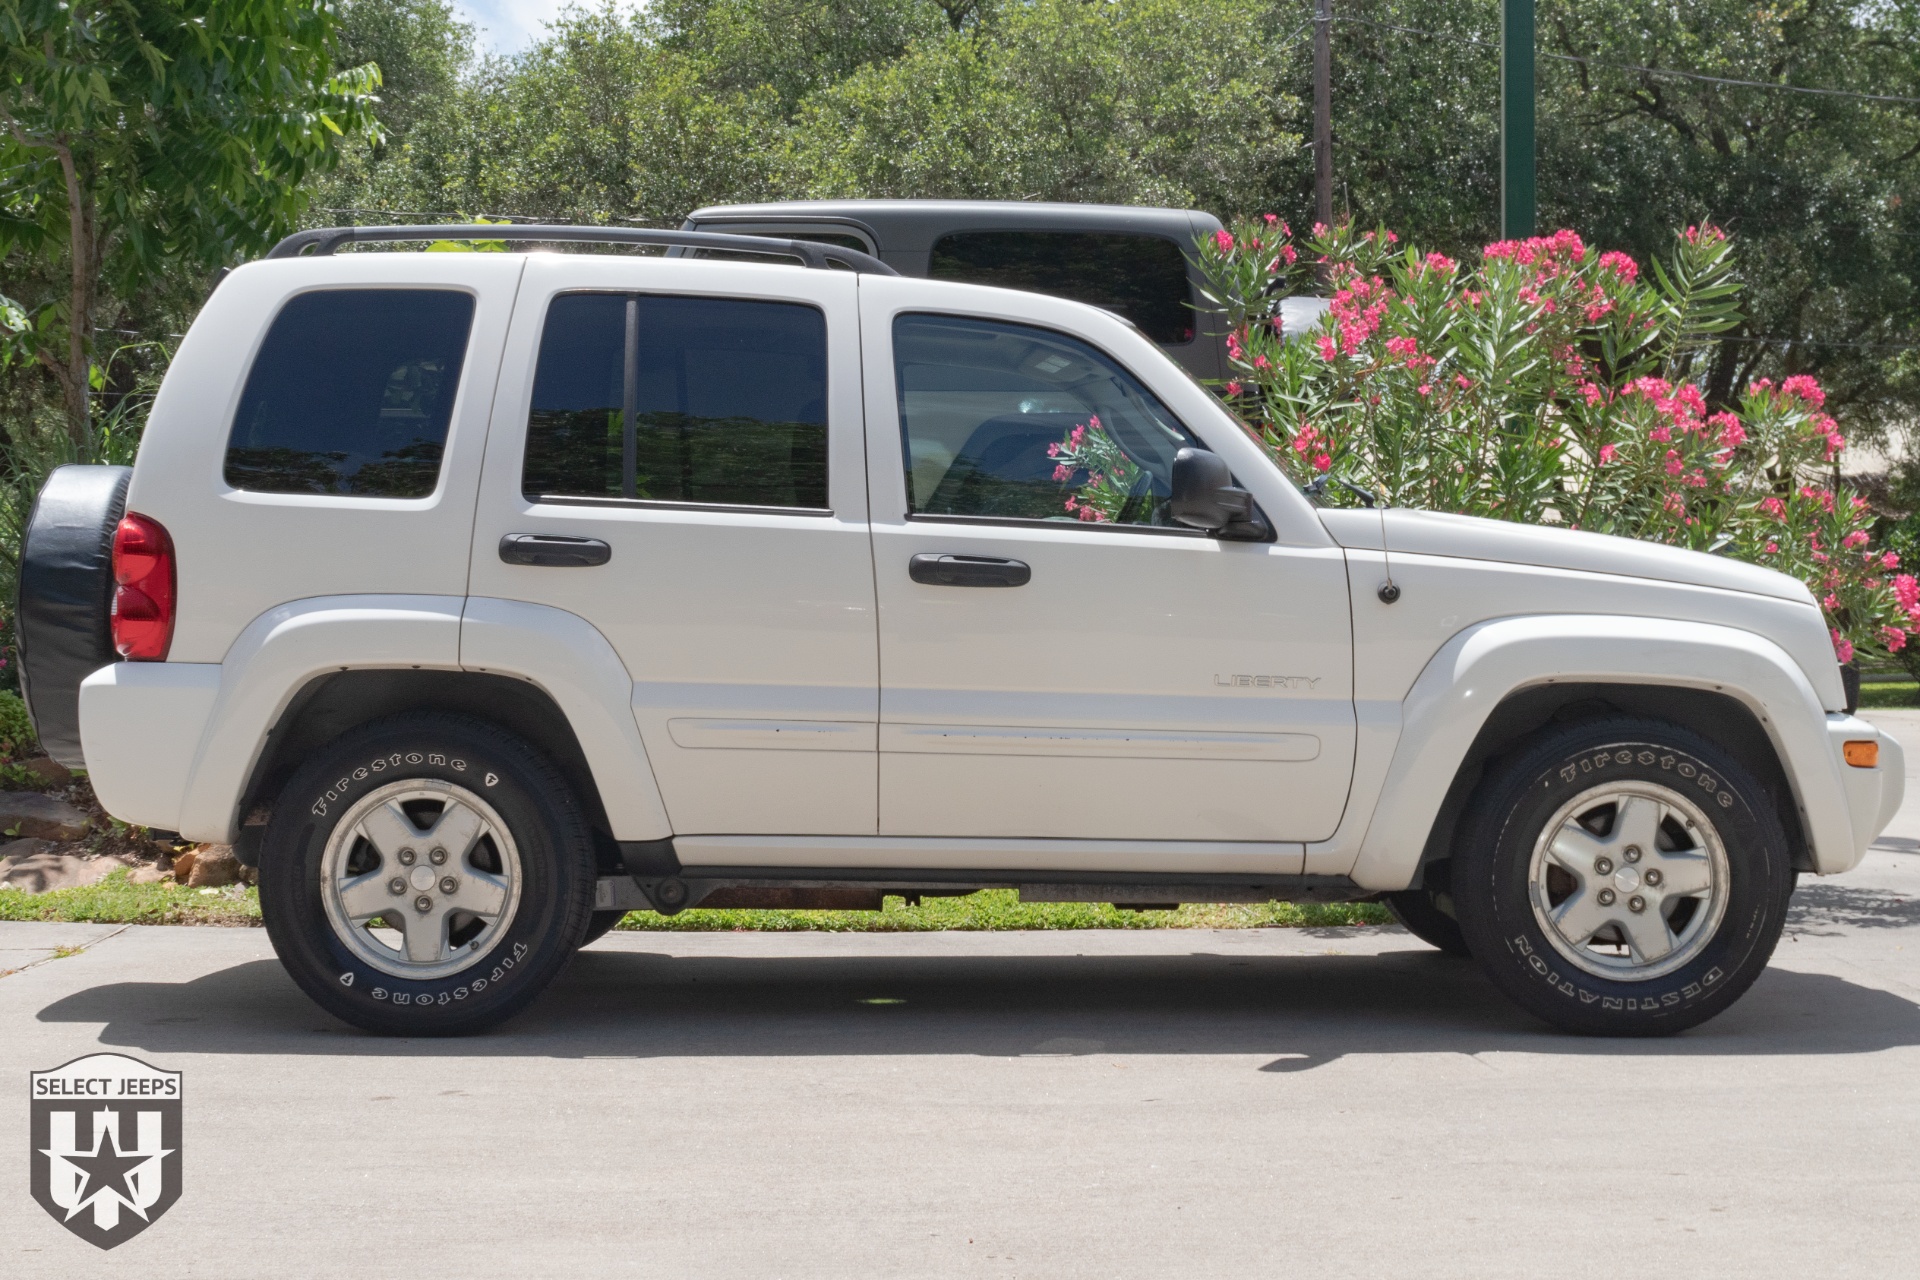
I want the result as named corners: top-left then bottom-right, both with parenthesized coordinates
top-left (50, 135), bottom-right (95, 450)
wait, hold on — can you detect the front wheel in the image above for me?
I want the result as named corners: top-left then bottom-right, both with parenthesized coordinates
top-left (1451, 718), bottom-right (1794, 1036)
top-left (259, 713), bottom-right (596, 1035)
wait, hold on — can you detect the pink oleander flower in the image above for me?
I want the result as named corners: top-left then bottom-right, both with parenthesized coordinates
top-left (1386, 336), bottom-right (1419, 359)
top-left (1832, 629), bottom-right (1855, 663)
top-left (1598, 443), bottom-right (1618, 465)
top-left (1280, 244), bottom-right (1298, 266)
top-left (1885, 552), bottom-right (1901, 571)
top-left (1312, 453), bottom-right (1331, 473)
top-left (1455, 375), bottom-right (1473, 390)
top-left (1315, 334), bottom-right (1337, 362)
top-left (1225, 380), bottom-right (1242, 397)
top-left (1664, 450), bottom-right (1684, 476)
top-left (1253, 355), bottom-right (1271, 370)
top-left (1761, 496), bottom-right (1786, 519)
top-left (1422, 252), bottom-right (1457, 274)
top-left (1826, 432), bottom-right (1846, 460)
top-left (1649, 425), bottom-right (1672, 444)
top-left (1842, 530), bottom-right (1871, 550)
top-left (1710, 412), bottom-right (1746, 448)
top-left (1896, 575), bottom-right (1920, 610)
top-left (1597, 250), bottom-right (1638, 282)
top-left (1214, 230), bottom-right (1234, 252)
top-left (1780, 374), bottom-right (1826, 407)
top-left (1888, 627), bottom-right (1909, 654)
top-left (1765, 541), bottom-right (1779, 554)
top-left (1580, 382), bottom-right (1606, 407)
top-left (1417, 383), bottom-right (1432, 396)
top-left (1262, 213), bottom-right (1278, 226)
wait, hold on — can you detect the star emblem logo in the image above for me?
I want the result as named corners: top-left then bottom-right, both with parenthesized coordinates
top-left (30, 1054), bottom-right (183, 1249)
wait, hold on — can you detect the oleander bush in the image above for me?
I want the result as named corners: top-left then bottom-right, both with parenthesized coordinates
top-left (1196, 219), bottom-right (1916, 663)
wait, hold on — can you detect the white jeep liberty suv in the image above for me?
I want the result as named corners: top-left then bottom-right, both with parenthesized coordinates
top-left (16, 224), bottom-right (1903, 1037)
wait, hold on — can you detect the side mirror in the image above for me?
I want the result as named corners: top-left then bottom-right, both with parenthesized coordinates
top-left (1170, 448), bottom-right (1267, 538)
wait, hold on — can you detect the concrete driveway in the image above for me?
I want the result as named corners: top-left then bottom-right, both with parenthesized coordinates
top-left (5, 715), bottom-right (1920, 1278)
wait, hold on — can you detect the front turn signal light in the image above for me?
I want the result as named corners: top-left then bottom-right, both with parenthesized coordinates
top-left (1844, 740), bottom-right (1879, 768)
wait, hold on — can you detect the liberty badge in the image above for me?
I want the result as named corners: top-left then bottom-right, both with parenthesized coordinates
top-left (30, 1053), bottom-right (182, 1249)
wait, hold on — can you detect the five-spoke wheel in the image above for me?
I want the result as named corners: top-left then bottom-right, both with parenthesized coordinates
top-left (1529, 782), bottom-right (1727, 982)
top-left (321, 781), bottom-right (523, 980)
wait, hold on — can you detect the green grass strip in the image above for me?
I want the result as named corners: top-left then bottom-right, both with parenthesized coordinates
top-left (0, 869), bottom-right (260, 925)
top-left (1858, 680), bottom-right (1920, 709)
top-left (1, 874), bottom-right (1389, 931)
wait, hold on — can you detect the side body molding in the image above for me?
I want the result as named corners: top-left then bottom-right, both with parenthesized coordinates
top-left (459, 597), bottom-right (672, 841)
top-left (177, 595), bottom-right (466, 842)
top-left (1346, 614), bottom-right (1858, 891)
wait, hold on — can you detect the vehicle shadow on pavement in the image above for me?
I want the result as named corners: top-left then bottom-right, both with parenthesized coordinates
top-left (33, 943), bottom-right (1920, 1070)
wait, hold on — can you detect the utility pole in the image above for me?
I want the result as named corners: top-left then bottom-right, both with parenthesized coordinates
top-left (1313, 0), bottom-right (1333, 234)
top-left (1501, 0), bottom-right (1536, 238)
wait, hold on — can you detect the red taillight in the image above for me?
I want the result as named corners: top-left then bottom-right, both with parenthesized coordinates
top-left (111, 512), bottom-right (175, 660)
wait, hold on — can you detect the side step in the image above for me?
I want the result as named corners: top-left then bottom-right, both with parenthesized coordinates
top-left (595, 863), bottom-right (1365, 917)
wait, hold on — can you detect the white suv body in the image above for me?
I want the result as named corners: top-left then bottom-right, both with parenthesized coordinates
top-left (32, 228), bottom-right (1901, 1035)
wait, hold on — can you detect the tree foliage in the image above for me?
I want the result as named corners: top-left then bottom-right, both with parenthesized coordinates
top-left (326, 0), bottom-right (1304, 225)
top-left (0, 0), bottom-right (380, 439)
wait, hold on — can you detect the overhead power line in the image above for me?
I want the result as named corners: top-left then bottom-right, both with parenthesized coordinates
top-left (1336, 16), bottom-right (1920, 107)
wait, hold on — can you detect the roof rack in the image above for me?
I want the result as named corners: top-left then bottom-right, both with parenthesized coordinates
top-left (263, 224), bottom-right (899, 275)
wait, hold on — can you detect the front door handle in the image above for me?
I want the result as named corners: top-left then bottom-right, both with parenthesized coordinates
top-left (909, 553), bottom-right (1031, 587)
top-left (500, 533), bottom-right (612, 567)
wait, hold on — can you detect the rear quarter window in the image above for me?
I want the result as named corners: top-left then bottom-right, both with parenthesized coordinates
top-left (927, 231), bottom-right (1196, 346)
top-left (224, 289), bottom-right (476, 498)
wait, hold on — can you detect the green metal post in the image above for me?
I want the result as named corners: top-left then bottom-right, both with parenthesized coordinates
top-left (1501, 0), bottom-right (1535, 239)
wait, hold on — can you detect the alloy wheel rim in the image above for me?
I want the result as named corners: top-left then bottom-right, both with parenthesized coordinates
top-left (1526, 779), bottom-right (1729, 983)
top-left (320, 779), bottom-right (523, 981)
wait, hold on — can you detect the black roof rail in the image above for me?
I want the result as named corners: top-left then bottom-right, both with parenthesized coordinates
top-left (263, 224), bottom-right (899, 275)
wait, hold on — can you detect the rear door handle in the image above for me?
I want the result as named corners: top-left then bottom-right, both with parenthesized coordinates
top-left (908, 553), bottom-right (1030, 587)
top-left (499, 533), bottom-right (612, 567)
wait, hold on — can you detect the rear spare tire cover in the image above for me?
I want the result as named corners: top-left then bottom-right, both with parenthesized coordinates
top-left (16, 465), bottom-right (132, 767)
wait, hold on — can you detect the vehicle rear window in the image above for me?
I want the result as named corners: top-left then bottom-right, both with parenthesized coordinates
top-left (927, 231), bottom-right (1196, 346)
top-left (224, 289), bottom-right (475, 498)
top-left (523, 294), bottom-right (829, 510)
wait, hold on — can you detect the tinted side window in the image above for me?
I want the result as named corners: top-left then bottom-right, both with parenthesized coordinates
top-left (524, 294), bottom-right (829, 510)
top-left (894, 313), bottom-right (1200, 527)
top-left (225, 290), bottom-right (474, 498)
top-left (927, 231), bottom-right (1195, 345)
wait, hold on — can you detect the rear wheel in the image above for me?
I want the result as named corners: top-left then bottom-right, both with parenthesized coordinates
top-left (259, 714), bottom-right (595, 1034)
top-left (1451, 718), bottom-right (1794, 1036)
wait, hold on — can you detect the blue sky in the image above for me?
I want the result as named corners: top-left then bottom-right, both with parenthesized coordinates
top-left (453, 1), bottom-right (644, 55)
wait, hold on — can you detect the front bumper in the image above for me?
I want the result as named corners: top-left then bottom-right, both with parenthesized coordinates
top-left (1825, 713), bottom-right (1905, 872)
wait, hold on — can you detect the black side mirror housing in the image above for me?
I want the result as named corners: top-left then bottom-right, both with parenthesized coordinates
top-left (1170, 448), bottom-right (1270, 539)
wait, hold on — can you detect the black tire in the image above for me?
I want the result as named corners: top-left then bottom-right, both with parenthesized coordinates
top-left (579, 910), bottom-right (626, 947)
top-left (259, 713), bottom-right (595, 1035)
top-left (17, 464), bottom-right (131, 767)
top-left (1451, 717), bottom-right (1794, 1037)
top-left (1383, 885), bottom-right (1472, 958)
